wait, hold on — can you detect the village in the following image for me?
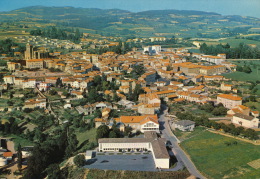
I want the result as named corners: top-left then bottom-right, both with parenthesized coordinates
top-left (0, 33), bottom-right (259, 178)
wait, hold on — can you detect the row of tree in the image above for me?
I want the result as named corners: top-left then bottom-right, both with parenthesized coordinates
top-left (86, 41), bottom-right (140, 55)
top-left (96, 123), bottom-right (133, 140)
top-left (199, 43), bottom-right (260, 59)
top-left (30, 27), bottom-right (83, 43)
top-left (176, 112), bottom-right (259, 140)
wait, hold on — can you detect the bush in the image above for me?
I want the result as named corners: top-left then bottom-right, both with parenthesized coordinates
top-left (73, 154), bottom-right (86, 167)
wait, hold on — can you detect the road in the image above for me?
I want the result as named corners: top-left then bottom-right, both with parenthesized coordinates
top-left (159, 105), bottom-right (205, 179)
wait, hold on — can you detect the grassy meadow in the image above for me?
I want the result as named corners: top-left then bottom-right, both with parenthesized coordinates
top-left (223, 60), bottom-right (260, 82)
top-left (181, 131), bottom-right (260, 179)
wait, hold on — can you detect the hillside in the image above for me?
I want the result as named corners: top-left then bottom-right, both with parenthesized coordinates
top-left (0, 6), bottom-right (260, 38)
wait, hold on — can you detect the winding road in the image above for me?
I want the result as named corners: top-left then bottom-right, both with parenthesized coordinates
top-left (159, 105), bottom-right (205, 179)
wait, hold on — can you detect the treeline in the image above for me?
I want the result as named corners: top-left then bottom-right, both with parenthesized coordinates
top-left (176, 112), bottom-right (259, 140)
top-left (199, 43), bottom-right (260, 59)
top-left (30, 27), bottom-right (83, 43)
top-left (87, 41), bottom-right (140, 55)
top-left (0, 39), bottom-right (25, 57)
top-left (23, 125), bottom-right (79, 179)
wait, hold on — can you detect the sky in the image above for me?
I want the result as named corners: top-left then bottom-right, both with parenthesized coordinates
top-left (0, 0), bottom-right (259, 18)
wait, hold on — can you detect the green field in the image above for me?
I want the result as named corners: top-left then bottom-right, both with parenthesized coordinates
top-left (223, 60), bottom-right (260, 82)
top-left (173, 126), bottom-right (206, 141)
top-left (181, 131), bottom-right (260, 179)
top-left (220, 38), bottom-right (260, 48)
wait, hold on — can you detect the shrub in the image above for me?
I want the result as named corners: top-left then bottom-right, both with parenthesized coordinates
top-left (73, 154), bottom-right (86, 167)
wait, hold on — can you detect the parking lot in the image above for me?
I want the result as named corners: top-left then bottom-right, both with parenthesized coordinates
top-left (84, 154), bottom-right (156, 171)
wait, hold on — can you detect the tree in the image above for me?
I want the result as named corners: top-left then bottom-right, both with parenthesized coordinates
top-left (7, 100), bottom-right (13, 106)
top-left (49, 89), bottom-right (57, 95)
top-left (56, 78), bottom-right (62, 87)
top-left (65, 133), bottom-right (79, 158)
top-left (46, 164), bottom-right (63, 179)
top-left (73, 154), bottom-right (86, 167)
top-left (109, 131), bottom-right (117, 138)
top-left (130, 64), bottom-right (145, 79)
top-left (17, 143), bottom-right (22, 172)
top-left (96, 125), bottom-right (109, 139)
top-left (124, 126), bottom-right (132, 137)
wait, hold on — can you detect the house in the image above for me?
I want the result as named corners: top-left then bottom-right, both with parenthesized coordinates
top-left (117, 99), bottom-right (135, 109)
top-left (85, 150), bottom-right (93, 160)
top-left (3, 152), bottom-right (13, 160)
top-left (0, 157), bottom-right (7, 167)
top-left (173, 120), bottom-right (195, 131)
top-left (3, 75), bottom-right (15, 84)
top-left (220, 83), bottom-right (232, 91)
top-left (38, 82), bottom-right (51, 91)
top-left (7, 62), bottom-right (21, 71)
top-left (21, 146), bottom-right (34, 157)
top-left (22, 79), bottom-right (37, 89)
top-left (26, 59), bottom-right (44, 69)
top-left (95, 118), bottom-right (109, 128)
top-left (114, 115), bottom-right (160, 133)
top-left (217, 94), bottom-right (242, 109)
top-left (71, 91), bottom-right (84, 99)
top-left (24, 98), bottom-right (47, 109)
top-left (137, 103), bottom-right (160, 115)
top-left (98, 131), bottom-right (170, 169)
top-left (232, 113), bottom-right (259, 128)
top-left (227, 105), bottom-right (250, 116)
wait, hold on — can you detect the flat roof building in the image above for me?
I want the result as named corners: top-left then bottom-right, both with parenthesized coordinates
top-left (98, 131), bottom-right (170, 169)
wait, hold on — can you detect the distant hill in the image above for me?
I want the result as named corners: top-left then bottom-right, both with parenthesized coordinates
top-left (0, 6), bottom-right (259, 38)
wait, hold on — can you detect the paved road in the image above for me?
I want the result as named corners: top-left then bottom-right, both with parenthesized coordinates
top-left (159, 105), bottom-right (205, 179)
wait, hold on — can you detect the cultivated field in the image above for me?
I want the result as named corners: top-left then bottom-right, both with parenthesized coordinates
top-left (181, 131), bottom-right (260, 179)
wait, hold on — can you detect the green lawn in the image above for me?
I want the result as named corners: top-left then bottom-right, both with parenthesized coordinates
top-left (75, 128), bottom-right (97, 152)
top-left (173, 126), bottom-right (206, 141)
top-left (181, 131), bottom-right (260, 179)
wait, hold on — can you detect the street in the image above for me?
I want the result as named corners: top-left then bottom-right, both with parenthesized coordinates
top-left (159, 105), bottom-right (205, 179)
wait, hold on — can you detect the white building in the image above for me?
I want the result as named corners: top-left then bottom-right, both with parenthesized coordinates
top-left (38, 82), bottom-right (51, 91)
top-left (217, 94), bottom-right (242, 109)
top-left (143, 45), bottom-right (161, 55)
top-left (232, 113), bottom-right (259, 128)
top-left (174, 120), bottom-right (195, 131)
top-left (3, 75), bottom-right (15, 84)
top-left (22, 79), bottom-right (37, 89)
top-left (98, 131), bottom-right (170, 169)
